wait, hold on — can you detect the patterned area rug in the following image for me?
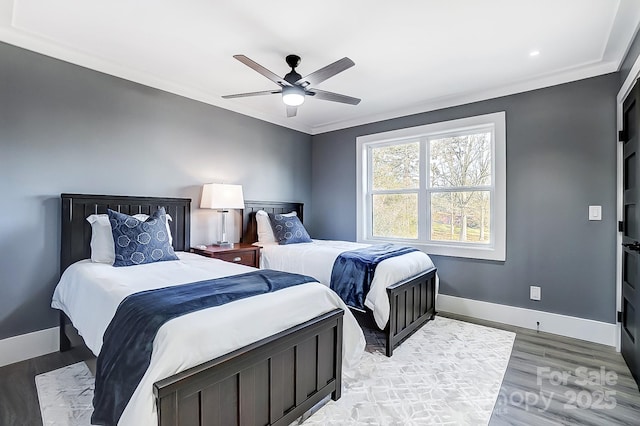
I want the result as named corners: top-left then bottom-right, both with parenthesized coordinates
top-left (36, 317), bottom-right (514, 426)
top-left (302, 316), bottom-right (515, 425)
top-left (35, 361), bottom-right (94, 425)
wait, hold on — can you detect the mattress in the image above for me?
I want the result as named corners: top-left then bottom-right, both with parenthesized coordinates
top-left (259, 240), bottom-right (437, 329)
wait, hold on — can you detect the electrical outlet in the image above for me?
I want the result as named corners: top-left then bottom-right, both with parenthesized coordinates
top-left (530, 286), bottom-right (541, 301)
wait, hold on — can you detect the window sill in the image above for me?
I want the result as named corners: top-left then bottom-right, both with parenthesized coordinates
top-left (357, 238), bottom-right (505, 261)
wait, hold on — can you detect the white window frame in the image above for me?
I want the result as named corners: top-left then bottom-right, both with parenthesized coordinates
top-left (356, 111), bottom-right (506, 261)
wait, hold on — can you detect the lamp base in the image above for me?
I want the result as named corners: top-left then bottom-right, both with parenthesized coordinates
top-left (212, 241), bottom-right (234, 248)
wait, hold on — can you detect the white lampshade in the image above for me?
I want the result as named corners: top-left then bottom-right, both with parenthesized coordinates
top-left (201, 183), bottom-right (244, 210)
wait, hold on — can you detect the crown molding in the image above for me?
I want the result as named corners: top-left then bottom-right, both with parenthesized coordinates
top-left (0, 18), bottom-right (628, 137)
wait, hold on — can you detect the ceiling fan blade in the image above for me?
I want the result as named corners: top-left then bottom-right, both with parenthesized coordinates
top-left (233, 55), bottom-right (291, 87)
top-left (286, 106), bottom-right (298, 117)
top-left (307, 89), bottom-right (361, 105)
top-left (222, 89), bottom-right (282, 99)
top-left (296, 57), bottom-right (355, 87)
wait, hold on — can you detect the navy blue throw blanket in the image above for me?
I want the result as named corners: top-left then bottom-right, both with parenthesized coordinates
top-left (91, 269), bottom-right (316, 426)
top-left (330, 244), bottom-right (417, 310)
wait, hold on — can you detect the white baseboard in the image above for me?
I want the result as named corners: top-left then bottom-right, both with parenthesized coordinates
top-left (0, 295), bottom-right (619, 367)
top-left (0, 326), bottom-right (59, 367)
top-left (438, 294), bottom-right (618, 347)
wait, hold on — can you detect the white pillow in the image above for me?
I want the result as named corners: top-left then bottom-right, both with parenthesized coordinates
top-left (86, 212), bottom-right (173, 264)
top-left (255, 210), bottom-right (296, 243)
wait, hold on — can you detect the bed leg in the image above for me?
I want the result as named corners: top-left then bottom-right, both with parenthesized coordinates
top-left (332, 315), bottom-right (343, 401)
top-left (59, 311), bottom-right (71, 352)
top-left (386, 304), bottom-right (395, 357)
top-left (385, 339), bottom-right (394, 357)
top-left (331, 383), bottom-right (342, 401)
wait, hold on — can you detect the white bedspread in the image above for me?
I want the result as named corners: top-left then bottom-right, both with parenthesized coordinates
top-left (260, 240), bottom-right (437, 330)
top-left (51, 252), bottom-right (365, 426)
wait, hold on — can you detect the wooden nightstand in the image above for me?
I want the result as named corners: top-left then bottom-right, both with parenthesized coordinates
top-left (191, 243), bottom-right (260, 268)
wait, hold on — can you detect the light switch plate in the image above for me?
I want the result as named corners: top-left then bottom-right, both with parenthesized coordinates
top-left (589, 205), bottom-right (602, 221)
top-left (530, 286), bottom-right (541, 301)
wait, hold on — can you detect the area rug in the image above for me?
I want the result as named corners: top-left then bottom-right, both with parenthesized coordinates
top-left (35, 361), bottom-right (94, 425)
top-left (36, 317), bottom-right (514, 426)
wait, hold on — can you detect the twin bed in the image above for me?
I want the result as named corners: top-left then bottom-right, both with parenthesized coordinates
top-left (242, 201), bottom-right (438, 357)
top-left (55, 194), bottom-right (437, 426)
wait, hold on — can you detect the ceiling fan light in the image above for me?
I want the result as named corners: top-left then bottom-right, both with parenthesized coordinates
top-left (282, 86), bottom-right (305, 106)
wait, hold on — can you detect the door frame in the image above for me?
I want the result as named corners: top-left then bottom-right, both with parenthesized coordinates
top-left (617, 55), bottom-right (640, 352)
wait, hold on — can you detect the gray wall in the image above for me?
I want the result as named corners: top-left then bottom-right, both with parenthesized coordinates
top-left (620, 25), bottom-right (640, 85)
top-left (311, 74), bottom-right (619, 323)
top-left (0, 33), bottom-right (629, 341)
top-left (0, 42), bottom-right (312, 340)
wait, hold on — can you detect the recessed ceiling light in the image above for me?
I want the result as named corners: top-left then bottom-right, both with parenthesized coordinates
top-left (529, 50), bottom-right (540, 57)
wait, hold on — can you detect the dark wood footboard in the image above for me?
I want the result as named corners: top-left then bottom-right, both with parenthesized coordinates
top-left (386, 267), bottom-right (437, 356)
top-left (153, 309), bottom-right (344, 426)
top-left (58, 308), bottom-right (344, 425)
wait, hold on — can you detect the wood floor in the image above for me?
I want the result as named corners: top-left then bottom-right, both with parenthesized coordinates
top-left (0, 344), bottom-right (93, 426)
top-left (1, 315), bottom-right (639, 426)
top-left (443, 313), bottom-right (640, 426)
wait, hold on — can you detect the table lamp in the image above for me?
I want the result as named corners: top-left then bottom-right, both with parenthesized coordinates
top-left (200, 183), bottom-right (244, 247)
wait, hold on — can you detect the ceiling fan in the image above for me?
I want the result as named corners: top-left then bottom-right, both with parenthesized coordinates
top-left (222, 54), bottom-right (361, 117)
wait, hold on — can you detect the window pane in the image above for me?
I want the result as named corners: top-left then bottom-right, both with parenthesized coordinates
top-left (430, 132), bottom-right (492, 188)
top-left (372, 193), bottom-right (418, 239)
top-left (431, 191), bottom-right (491, 243)
top-left (372, 142), bottom-right (420, 190)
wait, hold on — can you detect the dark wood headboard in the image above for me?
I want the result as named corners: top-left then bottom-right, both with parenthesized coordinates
top-left (60, 193), bottom-right (191, 274)
top-left (242, 200), bottom-right (304, 243)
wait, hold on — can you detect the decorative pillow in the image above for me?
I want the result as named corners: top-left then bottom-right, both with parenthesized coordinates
top-left (87, 213), bottom-right (173, 264)
top-left (255, 210), bottom-right (296, 243)
top-left (107, 207), bottom-right (178, 267)
top-left (268, 213), bottom-right (312, 245)
top-left (135, 213), bottom-right (173, 246)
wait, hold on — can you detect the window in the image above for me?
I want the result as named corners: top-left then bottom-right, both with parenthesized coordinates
top-left (357, 112), bottom-right (506, 261)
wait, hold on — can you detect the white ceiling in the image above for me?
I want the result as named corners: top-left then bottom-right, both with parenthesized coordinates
top-left (1, 0), bottom-right (639, 135)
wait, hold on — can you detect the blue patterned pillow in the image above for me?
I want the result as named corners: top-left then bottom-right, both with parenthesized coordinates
top-left (107, 207), bottom-right (178, 267)
top-left (268, 213), bottom-right (312, 245)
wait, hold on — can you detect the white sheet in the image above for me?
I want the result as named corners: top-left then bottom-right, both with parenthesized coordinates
top-left (260, 240), bottom-right (437, 329)
top-left (51, 252), bottom-right (365, 426)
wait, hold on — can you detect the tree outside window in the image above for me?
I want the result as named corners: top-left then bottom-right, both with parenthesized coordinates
top-left (370, 141), bottom-right (419, 239)
top-left (429, 132), bottom-right (492, 244)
